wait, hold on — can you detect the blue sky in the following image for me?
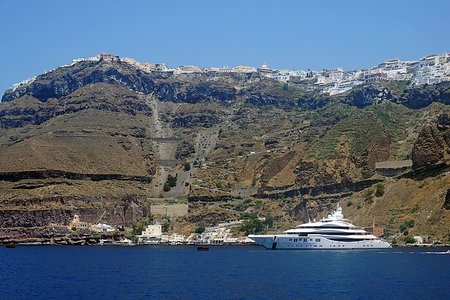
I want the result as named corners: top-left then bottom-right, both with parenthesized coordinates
top-left (0, 0), bottom-right (449, 96)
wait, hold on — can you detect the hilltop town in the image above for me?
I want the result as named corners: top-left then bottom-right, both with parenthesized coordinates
top-left (7, 52), bottom-right (450, 100)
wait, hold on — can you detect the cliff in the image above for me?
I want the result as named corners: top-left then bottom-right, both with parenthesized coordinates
top-left (1, 57), bottom-right (449, 243)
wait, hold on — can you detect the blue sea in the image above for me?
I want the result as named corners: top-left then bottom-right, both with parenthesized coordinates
top-left (1, 245), bottom-right (449, 300)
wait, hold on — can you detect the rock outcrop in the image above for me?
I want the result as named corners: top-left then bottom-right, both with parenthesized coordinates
top-left (412, 114), bottom-right (450, 169)
top-left (345, 85), bottom-right (392, 108)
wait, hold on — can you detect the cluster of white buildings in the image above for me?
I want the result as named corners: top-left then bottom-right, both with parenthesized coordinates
top-left (66, 213), bottom-right (254, 245)
top-left (310, 53), bottom-right (450, 95)
top-left (137, 220), bottom-right (255, 245)
top-left (8, 52), bottom-right (450, 99)
top-left (68, 214), bottom-right (115, 233)
top-left (110, 52), bottom-right (450, 96)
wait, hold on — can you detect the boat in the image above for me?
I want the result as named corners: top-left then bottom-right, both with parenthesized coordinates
top-left (197, 246), bottom-right (209, 251)
top-left (5, 243), bottom-right (16, 248)
top-left (249, 204), bottom-right (391, 250)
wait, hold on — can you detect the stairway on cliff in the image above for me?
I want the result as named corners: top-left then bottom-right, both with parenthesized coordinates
top-left (145, 96), bottom-right (194, 198)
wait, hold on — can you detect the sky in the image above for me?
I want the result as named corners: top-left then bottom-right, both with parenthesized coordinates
top-left (0, 0), bottom-right (449, 96)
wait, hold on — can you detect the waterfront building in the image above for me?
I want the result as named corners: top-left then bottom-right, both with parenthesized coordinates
top-left (141, 224), bottom-right (162, 238)
top-left (68, 214), bottom-right (90, 231)
top-left (92, 223), bottom-right (115, 233)
top-left (168, 233), bottom-right (186, 244)
top-left (414, 236), bottom-right (424, 244)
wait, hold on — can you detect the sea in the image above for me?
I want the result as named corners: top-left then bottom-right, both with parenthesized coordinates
top-left (1, 245), bottom-right (449, 300)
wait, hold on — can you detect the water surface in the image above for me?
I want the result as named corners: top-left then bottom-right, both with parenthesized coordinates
top-left (1, 245), bottom-right (449, 299)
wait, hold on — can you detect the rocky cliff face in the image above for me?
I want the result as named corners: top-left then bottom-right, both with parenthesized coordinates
top-left (343, 82), bottom-right (450, 109)
top-left (2, 59), bottom-right (237, 104)
top-left (412, 113), bottom-right (450, 169)
top-left (0, 83), bottom-right (152, 129)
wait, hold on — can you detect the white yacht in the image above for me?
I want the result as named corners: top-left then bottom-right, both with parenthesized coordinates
top-left (249, 204), bottom-right (391, 250)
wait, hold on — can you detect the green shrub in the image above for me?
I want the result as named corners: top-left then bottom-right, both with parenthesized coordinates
top-left (375, 183), bottom-right (385, 197)
top-left (194, 227), bottom-right (205, 234)
top-left (404, 235), bottom-right (416, 244)
top-left (241, 217), bottom-right (264, 235)
top-left (132, 222), bottom-right (145, 235)
top-left (346, 200), bottom-right (353, 207)
top-left (163, 182), bottom-right (171, 192)
top-left (163, 174), bottom-right (177, 192)
top-left (167, 175), bottom-right (177, 187)
top-left (400, 220), bottom-right (415, 232)
top-left (184, 163), bottom-right (191, 171)
top-left (162, 220), bottom-right (171, 232)
top-left (364, 189), bottom-right (374, 201)
top-left (264, 214), bottom-right (274, 228)
top-left (240, 212), bottom-right (258, 219)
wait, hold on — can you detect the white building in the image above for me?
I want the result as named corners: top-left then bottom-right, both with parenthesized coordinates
top-left (325, 80), bottom-right (363, 96)
top-left (173, 65), bottom-right (203, 74)
top-left (258, 63), bottom-right (272, 74)
top-left (168, 233), bottom-right (186, 244)
top-left (138, 224), bottom-right (164, 244)
top-left (233, 65), bottom-right (257, 73)
top-left (200, 227), bottom-right (232, 244)
top-left (265, 73), bottom-right (290, 82)
top-left (413, 236), bottom-right (424, 244)
top-left (289, 70), bottom-right (307, 79)
top-left (328, 68), bottom-right (344, 82)
top-left (92, 223), bottom-right (115, 233)
top-left (216, 66), bottom-right (234, 73)
top-left (141, 224), bottom-right (162, 238)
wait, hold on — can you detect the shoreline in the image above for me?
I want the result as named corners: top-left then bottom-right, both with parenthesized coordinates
top-left (2, 241), bottom-right (449, 248)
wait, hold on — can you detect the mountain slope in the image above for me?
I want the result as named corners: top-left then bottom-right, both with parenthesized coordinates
top-left (0, 57), bottom-right (449, 244)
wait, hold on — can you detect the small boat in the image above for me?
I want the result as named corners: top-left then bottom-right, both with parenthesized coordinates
top-left (197, 246), bottom-right (209, 251)
top-left (5, 243), bottom-right (16, 248)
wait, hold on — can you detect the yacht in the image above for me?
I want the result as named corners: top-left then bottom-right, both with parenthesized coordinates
top-left (249, 204), bottom-right (391, 250)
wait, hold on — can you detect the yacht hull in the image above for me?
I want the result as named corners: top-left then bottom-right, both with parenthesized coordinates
top-left (248, 234), bottom-right (391, 250)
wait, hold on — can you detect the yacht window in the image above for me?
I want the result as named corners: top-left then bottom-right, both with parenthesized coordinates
top-left (294, 239), bottom-right (297, 242)
top-left (303, 238), bottom-right (308, 242)
top-left (289, 239), bottom-right (292, 241)
top-left (315, 239), bottom-right (321, 242)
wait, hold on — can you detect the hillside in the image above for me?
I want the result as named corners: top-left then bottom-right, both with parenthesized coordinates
top-left (0, 56), bottom-right (449, 244)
